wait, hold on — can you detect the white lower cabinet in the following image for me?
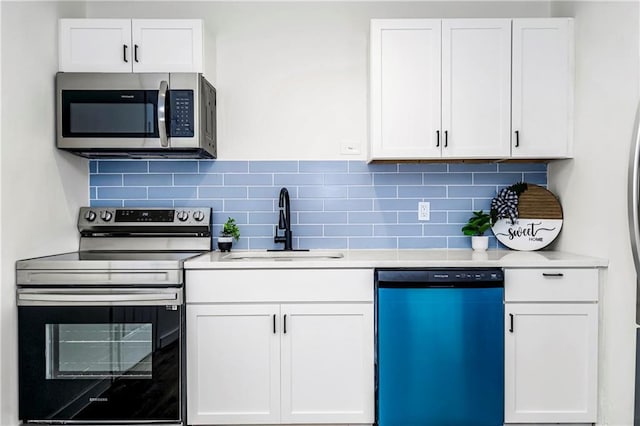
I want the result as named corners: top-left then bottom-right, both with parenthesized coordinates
top-left (504, 268), bottom-right (599, 424)
top-left (188, 304), bottom-right (281, 424)
top-left (186, 269), bottom-right (375, 425)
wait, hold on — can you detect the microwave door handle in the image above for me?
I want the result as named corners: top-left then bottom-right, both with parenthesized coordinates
top-left (158, 80), bottom-right (169, 148)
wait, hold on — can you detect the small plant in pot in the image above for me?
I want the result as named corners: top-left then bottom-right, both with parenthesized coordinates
top-left (218, 217), bottom-right (240, 252)
top-left (461, 210), bottom-right (492, 251)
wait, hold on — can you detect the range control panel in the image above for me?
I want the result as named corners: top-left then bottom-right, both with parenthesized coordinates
top-left (78, 207), bottom-right (211, 231)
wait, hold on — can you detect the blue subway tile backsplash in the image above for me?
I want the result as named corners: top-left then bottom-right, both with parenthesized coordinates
top-left (90, 160), bottom-right (547, 250)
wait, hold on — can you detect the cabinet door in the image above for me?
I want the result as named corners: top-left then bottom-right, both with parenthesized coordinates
top-left (504, 303), bottom-right (598, 423)
top-left (442, 19), bottom-right (511, 158)
top-left (280, 303), bottom-right (374, 424)
top-left (131, 19), bottom-right (203, 73)
top-left (187, 304), bottom-right (280, 425)
top-left (370, 19), bottom-right (442, 160)
top-left (511, 19), bottom-right (573, 158)
top-left (59, 19), bottom-right (132, 72)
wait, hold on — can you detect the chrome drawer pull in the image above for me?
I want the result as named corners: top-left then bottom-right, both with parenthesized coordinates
top-left (542, 273), bottom-right (564, 277)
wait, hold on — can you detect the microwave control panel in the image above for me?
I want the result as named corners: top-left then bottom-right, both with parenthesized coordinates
top-left (169, 90), bottom-right (195, 138)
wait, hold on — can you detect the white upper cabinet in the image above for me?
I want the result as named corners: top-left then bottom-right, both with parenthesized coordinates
top-left (131, 20), bottom-right (203, 73)
top-left (59, 19), bottom-right (132, 72)
top-left (370, 18), bottom-right (511, 160)
top-left (59, 19), bottom-right (203, 73)
top-left (369, 18), bottom-right (574, 161)
top-left (370, 19), bottom-right (442, 159)
top-left (441, 19), bottom-right (511, 158)
top-left (511, 18), bottom-right (574, 158)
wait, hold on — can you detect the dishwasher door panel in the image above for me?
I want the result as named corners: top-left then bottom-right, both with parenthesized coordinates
top-left (377, 286), bottom-right (504, 426)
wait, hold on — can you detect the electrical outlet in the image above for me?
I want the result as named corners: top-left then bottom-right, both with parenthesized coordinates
top-left (418, 202), bottom-right (430, 221)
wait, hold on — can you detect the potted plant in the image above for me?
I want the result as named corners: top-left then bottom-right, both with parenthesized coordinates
top-left (461, 210), bottom-right (492, 251)
top-left (218, 217), bottom-right (240, 252)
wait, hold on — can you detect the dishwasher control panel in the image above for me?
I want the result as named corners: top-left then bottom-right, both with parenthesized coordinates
top-left (375, 268), bottom-right (504, 287)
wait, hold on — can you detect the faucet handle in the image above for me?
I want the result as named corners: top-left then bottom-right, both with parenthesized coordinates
top-left (274, 225), bottom-right (285, 244)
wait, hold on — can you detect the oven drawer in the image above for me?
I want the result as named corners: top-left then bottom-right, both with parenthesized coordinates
top-left (17, 269), bottom-right (183, 286)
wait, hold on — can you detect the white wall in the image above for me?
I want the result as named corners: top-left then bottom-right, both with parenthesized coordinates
top-left (85, 1), bottom-right (549, 160)
top-left (0, 2), bottom-right (88, 425)
top-left (549, 2), bottom-right (640, 425)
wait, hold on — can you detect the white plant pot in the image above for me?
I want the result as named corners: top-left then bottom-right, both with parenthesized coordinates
top-left (471, 236), bottom-right (489, 251)
top-left (217, 236), bottom-right (233, 252)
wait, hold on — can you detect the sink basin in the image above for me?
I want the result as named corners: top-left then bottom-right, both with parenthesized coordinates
top-left (221, 250), bottom-right (344, 261)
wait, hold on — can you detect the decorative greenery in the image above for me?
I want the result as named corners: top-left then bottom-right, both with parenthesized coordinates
top-left (461, 210), bottom-right (492, 236)
top-left (220, 217), bottom-right (241, 240)
top-left (509, 181), bottom-right (529, 196)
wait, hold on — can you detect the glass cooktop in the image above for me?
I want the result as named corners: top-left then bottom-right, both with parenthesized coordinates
top-left (16, 251), bottom-right (206, 270)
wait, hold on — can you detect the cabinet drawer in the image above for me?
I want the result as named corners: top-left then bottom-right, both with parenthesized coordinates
top-left (505, 268), bottom-right (598, 302)
top-left (186, 269), bottom-right (373, 303)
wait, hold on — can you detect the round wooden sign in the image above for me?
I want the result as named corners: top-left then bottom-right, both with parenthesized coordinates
top-left (491, 184), bottom-right (563, 251)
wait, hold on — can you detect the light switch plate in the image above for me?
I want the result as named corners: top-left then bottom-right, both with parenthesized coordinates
top-left (340, 140), bottom-right (361, 155)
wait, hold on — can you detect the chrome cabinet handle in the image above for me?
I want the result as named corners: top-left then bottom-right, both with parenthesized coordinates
top-left (158, 80), bottom-right (169, 148)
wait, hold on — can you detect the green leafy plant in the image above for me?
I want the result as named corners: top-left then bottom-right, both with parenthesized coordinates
top-left (461, 210), bottom-right (492, 236)
top-left (220, 217), bottom-right (241, 241)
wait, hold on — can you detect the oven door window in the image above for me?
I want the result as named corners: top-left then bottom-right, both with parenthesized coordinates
top-left (46, 323), bottom-right (153, 379)
top-left (18, 305), bottom-right (181, 422)
top-left (61, 90), bottom-right (160, 138)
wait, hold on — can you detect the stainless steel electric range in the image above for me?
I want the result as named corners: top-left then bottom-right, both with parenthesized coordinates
top-left (16, 207), bottom-right (212, 425)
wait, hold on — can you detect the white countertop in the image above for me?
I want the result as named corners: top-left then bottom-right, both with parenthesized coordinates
top-left (184, 249), bottom-right (608, 269)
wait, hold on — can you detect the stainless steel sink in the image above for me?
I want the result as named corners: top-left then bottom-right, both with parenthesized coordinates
top-left (221, 250), bottom-right (344, 261)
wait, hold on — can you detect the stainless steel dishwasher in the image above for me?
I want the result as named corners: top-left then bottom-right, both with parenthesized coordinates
top-left (375, 268), bottom-right (504, 426)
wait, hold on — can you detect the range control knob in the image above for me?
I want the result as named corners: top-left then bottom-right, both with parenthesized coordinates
top-left (177, 211), bottom-right (189, 222)
top-left (193, 211), bottom-right (205, 222)
top-left (84, 210), bottom-right (97, 222)
top-left (100, 211), bottom-right (113, 222)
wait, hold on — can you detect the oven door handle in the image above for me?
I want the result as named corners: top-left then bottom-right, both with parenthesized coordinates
top-left (17, 290), bottom-right (181, 306)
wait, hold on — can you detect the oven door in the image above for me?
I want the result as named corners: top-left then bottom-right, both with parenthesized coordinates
top-left (17, 288), bottom-right (183, 424)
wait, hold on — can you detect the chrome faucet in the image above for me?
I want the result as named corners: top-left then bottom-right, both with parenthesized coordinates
top-left (274, 187), bottom-right (293, 250)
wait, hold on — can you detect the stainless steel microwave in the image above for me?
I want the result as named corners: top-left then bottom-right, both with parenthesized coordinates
top-left (56, 72), bottom-right (216, 159)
